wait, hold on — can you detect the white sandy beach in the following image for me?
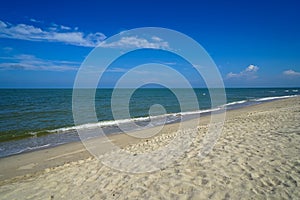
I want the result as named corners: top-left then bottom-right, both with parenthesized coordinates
top-left (0, 97), bottom-right (300, 199)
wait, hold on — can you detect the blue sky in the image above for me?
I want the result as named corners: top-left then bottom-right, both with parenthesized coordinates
top-left (0, 0), bottom-right (300, 88)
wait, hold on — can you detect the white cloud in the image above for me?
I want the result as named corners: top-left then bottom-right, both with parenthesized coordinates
top-left (0, 20), bottom-right (106, 47)
top-left (60, 25), bottom-right (71, 30)
top-left (283, 69), bottom-right (300, 76)
top-left (99, 36), bottom-right (170, 49)
top-left (245, 64), bottom-right (259, 72)
top-left (29, 18), bottom-right (43, 23)
top-left (151, 36), bottom-right (163, 42)
top-left (227, 64), bottom-right (259, 79)
top-left (226, 72), bottom-right (239, 78)
top-left (0, 54), bottom-right (79, 71)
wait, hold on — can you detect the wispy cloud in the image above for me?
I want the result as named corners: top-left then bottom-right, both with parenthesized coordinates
top-left (99, 36), bottom-right (170, 49)
top-left (48, 23), bottom-right (72, 31)
top-left (227, 64), bottom-right (259, 79)
top-left (106, 67), bottom-right (128, 73)
top-left (0, 54), bottom-right (79, 71)
top-left (0, 20), bottom-right (106, 47)
top-left (29, 18), bottom-right (43, 23)
top-left (151, 36), bottom-right (163, 42)
top-left (283, 69), bottom-right (300, 76)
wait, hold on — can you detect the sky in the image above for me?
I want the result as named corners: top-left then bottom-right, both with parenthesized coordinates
top-left (0, 0), bottom-right (300, 88)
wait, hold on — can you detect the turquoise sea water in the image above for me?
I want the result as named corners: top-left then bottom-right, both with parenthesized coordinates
top-left (0, 88), bottom-right (299, 157)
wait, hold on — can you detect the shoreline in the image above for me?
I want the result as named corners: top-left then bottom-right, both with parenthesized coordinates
top-left (0, 96), bottom-right (299, 199)
top-left (0, 94), bottom-right (298, 159)
top-left (0, 97), bottom-right (297, 181)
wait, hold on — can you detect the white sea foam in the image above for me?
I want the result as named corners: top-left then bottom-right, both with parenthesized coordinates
top-left (26, 144), bottom-right (51, 150)
top-left (254, 95), bottom-right (298, 102)
top-left (179, 107), bottom-right (221, 116)
top-left (224, 100), bottom-right (247, 106)
top-left (28, 94), bottom-right (299, 136)
top-left (11, 144), bottom-right (51, 156)
top-left (43, 108), bottom-right (217, 134)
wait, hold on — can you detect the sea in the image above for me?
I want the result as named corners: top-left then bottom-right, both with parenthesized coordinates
top-left (0, 88), bottom-right (299, 158)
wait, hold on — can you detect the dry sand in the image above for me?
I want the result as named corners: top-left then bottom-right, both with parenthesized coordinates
top-left (0, 97), bottom-right (299, 199)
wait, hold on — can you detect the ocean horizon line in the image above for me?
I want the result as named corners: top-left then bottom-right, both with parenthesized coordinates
top-left (0, 86), bottom-right (300, 89)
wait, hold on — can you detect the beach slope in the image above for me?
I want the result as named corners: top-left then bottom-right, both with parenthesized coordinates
top-left (0, 97), bottom-right (299, 199)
